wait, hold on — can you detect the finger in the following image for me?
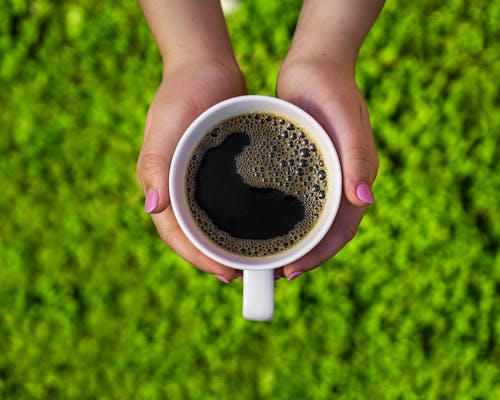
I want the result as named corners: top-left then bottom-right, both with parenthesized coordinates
top-left (299, 96), bottom-right (376, 207)
top-left (327, 99), bottom-right (375, 206)
top-left (274, 267), bottom-right (285, 281)
top-left (360, 101), bottom-right (379, 182)
top-left (283, 196), bottom-right (365, 279)
top-left (151, 207), bottom-right (241, 282)
top-left (137, 100), bottom-right (193, 214)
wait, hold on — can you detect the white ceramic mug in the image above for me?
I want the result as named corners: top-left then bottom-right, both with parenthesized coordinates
top-left (169, 95), bottom-right (342, 321)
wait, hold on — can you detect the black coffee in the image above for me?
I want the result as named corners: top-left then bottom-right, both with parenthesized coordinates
top-left (186, 112), bottom-right (328, 257)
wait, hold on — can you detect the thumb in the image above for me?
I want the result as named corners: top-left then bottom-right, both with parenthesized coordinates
top-left (138, 149), bottom-right (171, 214)
top-left (339, 100), bottom-right (377, 207)
top-left (311, 99), bottom-right (376, 207)
top-left (341, 135), bottom-right (375, 207)
top-left (137, 103), bottom-right (183, 214)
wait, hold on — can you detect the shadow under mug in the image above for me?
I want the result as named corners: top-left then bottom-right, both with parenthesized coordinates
top-left (169, 95), bottom-right (342, 321)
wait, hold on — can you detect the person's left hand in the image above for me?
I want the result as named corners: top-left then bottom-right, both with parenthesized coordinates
top-left (274, 57), bottom-right (379, 281)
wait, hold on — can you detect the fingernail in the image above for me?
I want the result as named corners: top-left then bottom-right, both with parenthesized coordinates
top-left (274, 270), bottom-right (284, 281)
top-left (288, 271), bottom-right (303, 281)
top-left (144, 189), bottom-right (159, 213)
top-left (215, 274), bottom-right (231, 284)
top-left (356, 183), bottom-right (374, 204)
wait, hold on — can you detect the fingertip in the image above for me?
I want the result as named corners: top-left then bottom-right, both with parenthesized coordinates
top-left (287, 271), bottom-right (303, 281)
top-left (215, 268), bottom-right (241, 284)
top-left (144, 188), bottom-right (159, 213)
top-left (144, 187), bottom-right (170, 214)
top-left (274, 269), bottom-right (285, 281)
top-left (215, 274), bottom-right (231, 284)
top-left (344, 182), bottom-right (374, 207)
top-left (355, 182), bottom-right (374, 205)
top-left (283, 265), bottom-right (305, 281)
top-left (229, 269), bottom-right (242, 282)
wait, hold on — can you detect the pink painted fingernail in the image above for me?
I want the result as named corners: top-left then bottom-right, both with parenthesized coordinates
top-left (356, 183), bottom-right (374, 204)
top-left (144, 189), bottom-right (159, 213)
top-left (288, 271), bottom-right (303, 281)
top-left (215, 274), bottom-right (231, 284)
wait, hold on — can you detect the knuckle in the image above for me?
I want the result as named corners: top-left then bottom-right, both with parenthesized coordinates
top-left (346, 145), bottom-right (381, 182)
top-left (348, 145), bottom-right (371, 165)
top-left (137, 152), bottom-right (163, 179)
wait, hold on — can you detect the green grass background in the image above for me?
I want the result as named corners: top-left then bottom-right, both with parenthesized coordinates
top-left (1, 0), bottom-right (499, 398)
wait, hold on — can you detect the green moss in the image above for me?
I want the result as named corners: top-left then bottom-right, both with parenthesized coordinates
top-left (0, 0), bottom-right (499, 398)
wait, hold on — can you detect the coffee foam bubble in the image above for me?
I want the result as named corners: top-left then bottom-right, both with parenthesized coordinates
top-left (186, 112), bottom-right (329, 258)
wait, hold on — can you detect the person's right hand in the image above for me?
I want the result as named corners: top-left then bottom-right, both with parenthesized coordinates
top-left (136, 59), bottom-right (246, 283)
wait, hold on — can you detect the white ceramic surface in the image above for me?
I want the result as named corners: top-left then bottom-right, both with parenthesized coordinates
top-left (169, 95), bottom-right (342, 321)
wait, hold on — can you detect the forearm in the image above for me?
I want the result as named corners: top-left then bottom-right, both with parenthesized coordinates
top-left (287, 0), bottom-right (385, 74)
top-left (139, 0), bottom-right (237, 66)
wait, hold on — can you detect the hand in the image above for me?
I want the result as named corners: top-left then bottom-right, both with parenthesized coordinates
top-left (136, 59), bottom-right (246, 283)
top-left (275, 58), bottom-right (379, 280)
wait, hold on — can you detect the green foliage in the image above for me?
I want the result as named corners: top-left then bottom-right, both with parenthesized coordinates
top-left (1, 0), bottom-right (499, 398)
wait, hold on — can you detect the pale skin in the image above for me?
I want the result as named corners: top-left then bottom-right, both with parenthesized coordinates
top-left (137, 0), bottom-right (384, 283)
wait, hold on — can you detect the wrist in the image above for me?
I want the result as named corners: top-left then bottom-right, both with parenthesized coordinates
top-left (140, 0), bottom-right (238, 72)
top-left (277, 56), bottom-right (360, 107)
top-left (159, 39), bottom-right (238, 70)
top-left (162, 56), bottom-right (246, 98)
top-left (281, 50), bottom-right (356, 82)
top-left (287, 33), bottom-right (359, 75)
top-left (163, 53), bottom-right (243, 78)
top-left (285, 0), bottom-right (385, 77)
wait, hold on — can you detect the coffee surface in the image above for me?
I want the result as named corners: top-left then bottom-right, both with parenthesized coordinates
top-left (195, 132), bottom-right (305, 239)
top-left (186, 112), bottom-right (328, 257)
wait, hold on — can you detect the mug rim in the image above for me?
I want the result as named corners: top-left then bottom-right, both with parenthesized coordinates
top-left (169, 95), bottom-right (342, 270)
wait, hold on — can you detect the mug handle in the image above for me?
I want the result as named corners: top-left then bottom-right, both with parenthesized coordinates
top-left (242, 269), bottom-right (274, 321)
